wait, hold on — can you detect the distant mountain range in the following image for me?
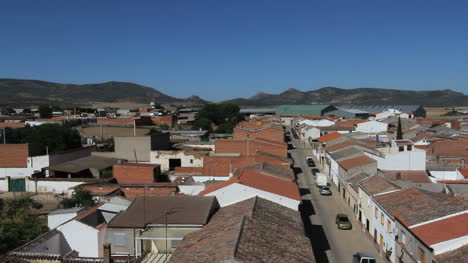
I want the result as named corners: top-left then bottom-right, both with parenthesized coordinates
top-left (0, 78), bottom-right (466, 107)
top-left (224, 87), bottom-right (468, 107)
top-left (0, 79), bottom-right (206, 106)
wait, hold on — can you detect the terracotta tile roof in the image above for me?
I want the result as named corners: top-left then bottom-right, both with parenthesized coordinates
top-left (233, 162), bottom-right (295, 182)
top-left (459, 168), bottom-right (468, 179)
top-left (82, 185), bottom-right (120, 196)
top-left (383, 170), bottom-right (432, 183)
top-left (199, 169), bottom-right (301, 201)
top-left (410, 213), bottom-right (468, 246)
top-left (358, 175), bottom-right (400, 196)
top-left (108, 195), bottom-right (218, 228)
top-left (174, 167), bottom-right (203, 175)
top-left (120, 186), bottom-right (178, 200)
top-left (437, 180), bottom-right (468, 184)
top-left (0, 122), bottom-right (26, 128)
top-left (375, 188), bottom-right (468, 226)
top-left (434, 244), bottom-right (468, 263)
top-left (326, 140), bottom-right (354, 152)
top-left (170, 197), bottom-right (315, 263)
top-left (0, 144), bottom-right (29, 168)
top-left (429, 139), bottom-right (468, 161)
top-left (317, 132), bottom-right (344, 143)
top-left (338, 155), bottom-right (375, 170)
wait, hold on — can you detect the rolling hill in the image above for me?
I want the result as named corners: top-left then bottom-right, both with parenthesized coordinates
top-left (1, 79), bottom-right (466, 107)
top-left (0, 79), bottom-right (206, 106)
top-left (224, 87), bottom-right (468, 107)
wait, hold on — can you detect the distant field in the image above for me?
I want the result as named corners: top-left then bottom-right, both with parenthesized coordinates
top-left (82, 126), bottom-right (152, 139)
top-left (426, 107), bottom-right (468, 120)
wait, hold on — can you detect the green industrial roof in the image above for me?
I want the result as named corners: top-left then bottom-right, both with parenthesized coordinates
top-left (275, 105), bottom-right (333, 116)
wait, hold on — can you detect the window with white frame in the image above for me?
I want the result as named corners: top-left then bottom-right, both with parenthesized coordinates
top-left (114, 232), bottom-right (126, 247)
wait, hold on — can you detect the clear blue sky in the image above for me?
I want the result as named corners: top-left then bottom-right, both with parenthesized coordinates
top-left (0, 0), bottom-right (467, 101)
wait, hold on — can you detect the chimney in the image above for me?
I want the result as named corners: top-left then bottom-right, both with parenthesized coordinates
top-left (103, 243), bottom-right (112, 263)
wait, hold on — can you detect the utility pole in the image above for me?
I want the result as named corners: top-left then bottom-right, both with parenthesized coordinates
top-left (3, 127), bottom-right (5, 144)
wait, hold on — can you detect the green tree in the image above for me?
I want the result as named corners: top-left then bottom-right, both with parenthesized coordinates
top-left (396, 117), bottom-right (403, 140)
top-left (159, 123), bottom-right (169, 130)
top-left (5, 124), bottom-right (82, 154)
top-left (38, 105), bottom-right (52, 118)
top-left (0, 197), bottom-right (48, 256)
top-left (60, 188), bottom-right (96, 209)
top-left (146, 127), bottom-right (162, 135)
top-left (192, 118), bottom-right (213, 132)
top-left (192, 103), bottom-right (243, 133)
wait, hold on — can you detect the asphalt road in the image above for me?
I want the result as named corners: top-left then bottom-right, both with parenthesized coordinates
top-left (288, 136), bottom-right (381, 263)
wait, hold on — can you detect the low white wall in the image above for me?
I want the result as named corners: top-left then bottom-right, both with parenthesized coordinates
top-left (365, 151), bottom-right (426, 171)
top-left (0, 178), bottom-right (7, 191)
top-left (178, 185), bottom-right (205, 195)
top-left (27, 179), bottom-right (86, 194)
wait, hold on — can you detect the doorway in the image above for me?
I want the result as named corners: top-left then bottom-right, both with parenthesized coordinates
top-left (169, 159), bottom-right (181, 171)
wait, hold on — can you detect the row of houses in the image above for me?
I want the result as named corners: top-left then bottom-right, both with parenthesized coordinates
top-left (290, 113), bottom-right (467, 263)
top-left (3, 115), bottom-right (317, 263)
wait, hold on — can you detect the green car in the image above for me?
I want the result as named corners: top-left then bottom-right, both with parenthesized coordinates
top-left (336, 214), bottom-right (352, 230)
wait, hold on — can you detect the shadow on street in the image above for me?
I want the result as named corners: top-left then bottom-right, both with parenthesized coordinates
top-left (299, 200), bottom-right (330, 263)
top-left (299, 188), bottom-right (310, 196)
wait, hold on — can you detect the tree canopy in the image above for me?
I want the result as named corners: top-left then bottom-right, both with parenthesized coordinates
top-left (0, 197), bottom-right (48, 256)
top-left (5, 124), bottom-right (82, 154)
top-left (38, 105), bottom-right (52, 118)
top-left (192, 103), bottom-right (243, 133)
top-left (60, 187), bottom-right (96, 209)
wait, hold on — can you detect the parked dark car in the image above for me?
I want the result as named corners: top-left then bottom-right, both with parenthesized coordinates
top-left (306, 157), bottom-right (315, 167)
top-left (336, 214), bottom-right (352, 230)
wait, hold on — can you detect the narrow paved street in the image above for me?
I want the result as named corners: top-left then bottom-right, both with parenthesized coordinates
top-left (288, 136), bottom-right (380, 263)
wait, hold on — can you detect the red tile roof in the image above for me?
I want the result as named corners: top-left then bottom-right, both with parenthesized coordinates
top-left (459, 168), bottom-right (468, 179)
top-left (317, 132), bottom-right (344, 143)
top-left (120, 186), bottom-right (177, 200)
top-left (383, 170), bottom-right (431, 183)
top-left (338, 155), bottom-right (375, 170)
top-left (0, 144), bottom-right (29, 168)
top-left (411, 213), bottom-right (468, 246)
top-left (82, 185), bottom-right (120, 196)
top-left (200, 169), bottom-right (300, 201)
top-left (0, 122), bottom-right (26, 128)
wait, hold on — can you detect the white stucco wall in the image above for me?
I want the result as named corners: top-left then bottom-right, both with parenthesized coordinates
top-left (27, 180), bottom-right (85, 194)
top-left (0, 178), bottom-right (7, 191)
top-left (204, 183), bottom-right (299, 210)
top-left (0, 155), bottom-right (49, 180)
top-left (151, 151), bottom-right (204, 171)
top-left (48, 212), bottom-right (80, 229)
top-left (365, 151), bottom-right (426, 171)
top-left (330, 159), bottom-right (339, 186)
top-left (178, 185), bottom-right (205, 195)
top-left (373, 203), bottom-right (397, 263)
top-left (191, 176), bottom-right (231, 182)
top-left (58, 220), bottom-right (99, 257)
top-left (356, 121), bottom-right (388, 133)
